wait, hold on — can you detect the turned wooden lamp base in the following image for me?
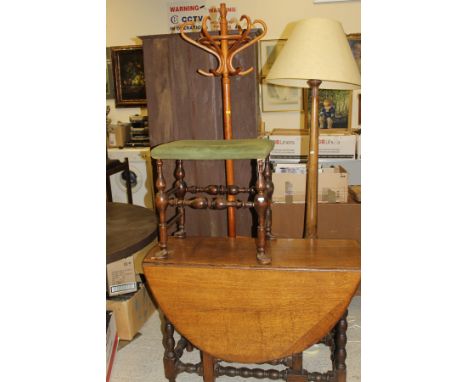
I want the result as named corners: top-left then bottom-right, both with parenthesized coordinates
top-left (303, 79), bottom-right (322, 240)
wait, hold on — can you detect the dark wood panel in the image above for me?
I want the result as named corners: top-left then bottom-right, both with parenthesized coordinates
top-left (141, 32), bottom-right (260, 237)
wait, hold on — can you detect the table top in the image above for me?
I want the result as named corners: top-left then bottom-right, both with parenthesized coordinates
top-left (106, 202), bottom-right (158, 264)
top-left (144, 236), bottom-right (360, 271)
top-left (143, 236), bottom-right (360, 363)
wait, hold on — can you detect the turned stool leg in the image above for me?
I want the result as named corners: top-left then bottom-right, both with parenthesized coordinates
top-left (264, 157), bottom-right (276, 240)
top-left (155, 159), bottom-right (169, 259)
top-left (333, 310), bottom-right (348, 382)
top-left (202, 351), bottom-right (216, 382)
top-left (174, 159), bottom-right (187, 238)
top-left (254, 159), bottom-right (270, 265)
top-left (163, 317), bottom-right (178, 382)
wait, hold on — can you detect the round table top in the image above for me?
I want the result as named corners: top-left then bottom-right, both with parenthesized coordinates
top-left (106, 202), bottom-right (158, 264)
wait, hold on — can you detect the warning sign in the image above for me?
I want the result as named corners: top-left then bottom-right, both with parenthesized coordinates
top-left (167, 1), bottom-right (240, 33)
top-left (167, 1), bottom-right (207, 33)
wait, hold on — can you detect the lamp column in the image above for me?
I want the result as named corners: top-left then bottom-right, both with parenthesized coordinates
top-left (304, 79), bottom-right (321, 239)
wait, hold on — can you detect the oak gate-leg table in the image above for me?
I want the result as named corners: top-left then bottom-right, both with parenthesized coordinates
top-left (144, 236), bottom-right (360, 382)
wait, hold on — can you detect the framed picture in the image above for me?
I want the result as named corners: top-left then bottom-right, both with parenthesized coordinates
top-left (106, 48), bottom-right (115, 99)
top-left (347, 33), bottom-right (361, 73)
top-left (351, 89), bottom-right (361, 130)
top-left (259, 39), bottom-right (302, 112)
top-left (304, 89), bottom-right (353, 134)
top-left (111, 45), bottom-right (147, 107)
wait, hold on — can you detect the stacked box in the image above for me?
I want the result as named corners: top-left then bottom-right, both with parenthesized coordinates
top-left (272, 164), bottom-right (349, 204)
top-left (266, 129), bottom-right (356, 163)
top-left (106, 311), bottom-right (118, 382)
top-left (106, 284), bottom-right (156, 341)
top-left (106, 255), bottom-right (138, 297)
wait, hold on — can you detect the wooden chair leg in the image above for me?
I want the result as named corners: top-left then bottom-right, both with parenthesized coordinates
top-left (202, 351), bottom-right (216, 382)
top-left (333, 310), bottom-right (348, 382)
top-left (155, 159), bottom-right (169, 259)
top-left (263, 157), bottom-right (276, 240)
top-left (254, 159), bottom-right (270, 265)
top-left (174, 159), bottom-right (187, 238)
top-left (163, 317), bottom-right (178, 382)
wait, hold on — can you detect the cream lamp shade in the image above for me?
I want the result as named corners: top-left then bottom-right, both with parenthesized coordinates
top-left (266, 18), bottom-right (361, 89)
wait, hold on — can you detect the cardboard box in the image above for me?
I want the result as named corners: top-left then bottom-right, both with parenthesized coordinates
top-left (107, 123), bottom-right (130, 148)
top-left (319, 134), bottom-right (356, 159)
top-left (271, 197), bottom-right (360, 240)
top-left (266, 129), bottom-right (356, 162)
top-left (272, 164), bottom-right (348, 204)
top-left (106, 311), bottom-right (119, 382)
top-left (272, 163), bottom-right (306, 203)
top-left (106, 284), bottom-right (156, 341)
top-left (267, 129), bottom-right (309, 163)
top-left (106, 255), bottom-right (138, 297)
top-left (318, 166), bottom-right (348, 203)
top-left (319, 159), bottom-right (361, 186)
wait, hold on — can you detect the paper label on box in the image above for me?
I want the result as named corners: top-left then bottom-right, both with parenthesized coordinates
top-left (110, 282), bottom-right (138, 295)
top-left (108, 133), bottom-right (116, 146)
top-left (274, 163), bottom-right (307, 174)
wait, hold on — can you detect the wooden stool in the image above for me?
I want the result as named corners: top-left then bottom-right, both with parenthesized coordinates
top-left (148, 139), bottom-right (275, 265)
top-left (144, 237), bottom-right (360, 382)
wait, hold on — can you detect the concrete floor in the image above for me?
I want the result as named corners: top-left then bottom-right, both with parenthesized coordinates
top-left (110, 296), bottom-right (361, 382)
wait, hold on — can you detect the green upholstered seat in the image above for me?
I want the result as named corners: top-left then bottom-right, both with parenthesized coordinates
top-left (151, 139), bottom-right (274, 160)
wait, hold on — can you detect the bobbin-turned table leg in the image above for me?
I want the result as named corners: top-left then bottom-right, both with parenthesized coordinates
top-left (254, 159), bottom-right (270, 265)
top-left (162, 316), bottom-right (178, 382)
top-left (174, 159), bottom-right (187, 238)
top-left (333, 310), bottom-right (348, 382)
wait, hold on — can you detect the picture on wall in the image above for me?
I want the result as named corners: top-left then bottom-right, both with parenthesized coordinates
top-left (111, 45), bottom-right (147, 107)
top-left (106, 48), bottom-right (115, 99)
top-left (305, 89), bottom-right (353, 134)
top-left (347, 33), bottom-right (361, 73)
top-left (259, 39), bottom-right (302, 112)
top-left (351, 89), bottom-right (361, 130)
top-left (347, 33), bottom-right (361, 130)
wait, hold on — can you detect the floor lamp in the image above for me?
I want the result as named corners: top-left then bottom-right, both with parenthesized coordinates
top-left (266, 18), bottom-right (361, 239)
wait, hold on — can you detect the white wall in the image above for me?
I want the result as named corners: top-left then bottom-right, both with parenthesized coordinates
top-left (106, 0), bottom-right (360, 131)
